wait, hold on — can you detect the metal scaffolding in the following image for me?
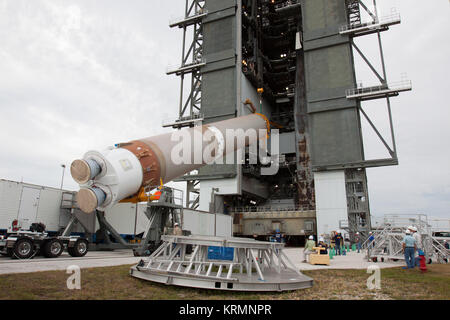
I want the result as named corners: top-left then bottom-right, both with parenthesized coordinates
top-left (130, 235), bottom-right (313, 291)
top-left (165, 0), bottom-right (206, 129)
top-left (363, 214), bottom-right (449, 264)
top-left (166, 0), bottom-right (205, 209)
top-left (341, 0), bottom-right (412, 240)
top-left (344, 1), bottom-right (412, 169)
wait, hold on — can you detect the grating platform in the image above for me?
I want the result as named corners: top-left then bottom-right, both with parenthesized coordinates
top-left (130, 235), bottom-right (313, 292)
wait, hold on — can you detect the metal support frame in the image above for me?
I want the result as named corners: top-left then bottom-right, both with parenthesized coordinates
top-left (166, 0), bottom-right (205, 209)
top-left (165, 0), bottom-right (205, 129)
top-left (343, 0), bottom-right (411, 168)
top-left (185, 179), bottom-right (200, 209)
top-left (338, 0), bottom-right (412, 239)
top-left (62, 210), bottom-right (138, 251)
top-left (363, 214), bottom-right (449, 264)
top-left (95, 211), bottom-right (135, 249)
top-left (60, 190), bottom-right (184, 253)
top-left (341, 0), bottom-right (400, 36)
top-left (133, 187), bottom-right (184, 256)
top-left (130, 235), bottom-right (313, 291)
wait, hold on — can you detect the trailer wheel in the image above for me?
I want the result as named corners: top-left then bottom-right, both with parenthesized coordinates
top-left (13, 238), bottom-right (34, 259)
top-left (43, 239), bottom-right (64, 258)
top-left (68, 239), bottom-right (89, 257)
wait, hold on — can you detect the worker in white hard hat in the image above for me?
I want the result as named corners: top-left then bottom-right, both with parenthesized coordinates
top-left (355, 232), bottom-right (361, 253)
top-left (402, 229), bottom-right (417, 269)
top-left (318, 237), bottom-right (328, 255)
top-left (173, 222), bottom-right (183, 236)
top-left (409, 226), bottom-right (422, 267)
top-left (303, 235), bottom-right (316, 263)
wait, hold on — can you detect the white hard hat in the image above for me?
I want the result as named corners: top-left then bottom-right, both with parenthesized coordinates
top-left (309, 235), bottom-right (314, 240)
top-left (356, 232), bottom-right (359, 235)
top-left (319, 237), bottom-right (324, 242)
top-left (407, 226), bottom-right (414, 231)
top-left (174, 223), bottom-right (179, 226)
top-left (369, 231), bottom-right (373, 234)
top-left (411, 226), bottom-right (418, 232)
top-left (405, 229), bottom-right (411, 234)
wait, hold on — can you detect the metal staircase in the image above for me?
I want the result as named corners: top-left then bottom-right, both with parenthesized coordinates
top-left (362, 214), bottom-right (449, 263)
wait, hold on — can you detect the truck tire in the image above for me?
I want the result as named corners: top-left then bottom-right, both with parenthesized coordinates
top-left (43, 239), bottom-right (64, 258)
top-left (13, 238), bottom-right (34, 259)
top-left (68, 239), bottom-right (89, 257)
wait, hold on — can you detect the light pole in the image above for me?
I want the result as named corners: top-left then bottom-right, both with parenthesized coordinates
top-left (60, 164), bottom-right (66, 190)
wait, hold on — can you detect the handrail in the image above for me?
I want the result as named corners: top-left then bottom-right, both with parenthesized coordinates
top-left (162, 113), bottom-right (204, 127)
top-left (231, 206), bottom-right (314, 213)
top-left (340, 12), bottom-right (401, 33)
top-left (346, 80), bottom-right (412, 97)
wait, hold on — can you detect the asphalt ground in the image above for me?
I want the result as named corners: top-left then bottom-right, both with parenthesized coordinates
top-left (0, 249), bottom-right (141, 275)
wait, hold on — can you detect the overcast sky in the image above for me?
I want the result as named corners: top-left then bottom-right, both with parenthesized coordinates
top-left (0, 0), bottom-right (448, 220)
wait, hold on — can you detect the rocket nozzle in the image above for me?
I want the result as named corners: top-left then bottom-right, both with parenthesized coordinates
top-left (76, 187), bottom-right (107, 213)
top-left (71, 159), bottom-right (102, 184)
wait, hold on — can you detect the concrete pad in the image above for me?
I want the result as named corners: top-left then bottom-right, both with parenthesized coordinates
top-left (0, 250), bottom-right (141, 275)
top-left (284, 247), bottom-right (405, 271)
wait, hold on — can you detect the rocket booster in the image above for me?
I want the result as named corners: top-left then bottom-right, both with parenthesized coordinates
top-left (71, 113), bottom-right (270, 213)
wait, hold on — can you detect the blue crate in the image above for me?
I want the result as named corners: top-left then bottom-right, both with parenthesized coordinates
top-left (207, 246), bottom-right (234, 261)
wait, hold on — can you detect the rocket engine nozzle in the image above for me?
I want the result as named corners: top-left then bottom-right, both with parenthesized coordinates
top-left (76, 187), bottom-right (107, 214)
top-left (71, 159), bottom-right (102, 184)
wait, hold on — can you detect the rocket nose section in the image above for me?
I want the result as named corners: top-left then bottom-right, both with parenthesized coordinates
top-left (76, 187), bottom-right (106, 213)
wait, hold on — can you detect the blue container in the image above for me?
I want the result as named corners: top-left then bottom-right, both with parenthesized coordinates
top-left (207, 246), bottom-right (234, 261)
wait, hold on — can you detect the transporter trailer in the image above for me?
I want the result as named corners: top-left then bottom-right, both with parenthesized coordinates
top-left (0, 222), bottom-right (88, 259)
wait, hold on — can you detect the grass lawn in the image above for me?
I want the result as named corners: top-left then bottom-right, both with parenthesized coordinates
top-left (0, 264), bottom-right (448, 300)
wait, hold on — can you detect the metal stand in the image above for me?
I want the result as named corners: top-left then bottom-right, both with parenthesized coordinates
top-left (94, 211), bottom-right (137, 250)
top-left (133, 187), bottom-right (184, 256)
top-left (61, 209), bottom-right (138, 251)
top-left (60, 189), bottom-right (182, 252)
top-left (363, 214), bottom-right (449, 263)
top-left (130, 235), bottom-right (313, 292)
